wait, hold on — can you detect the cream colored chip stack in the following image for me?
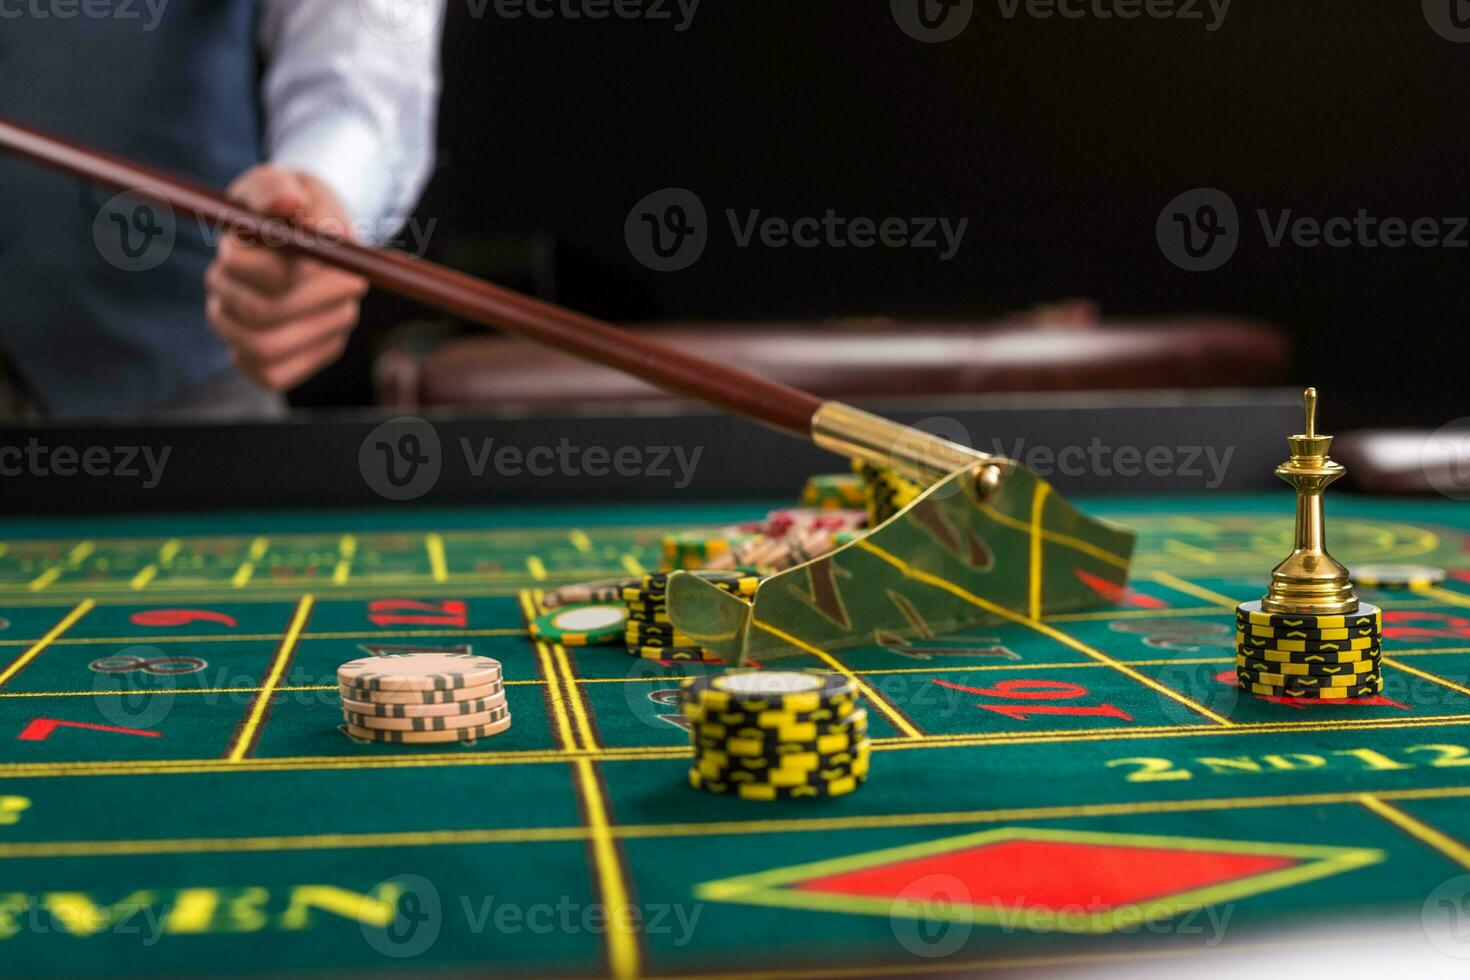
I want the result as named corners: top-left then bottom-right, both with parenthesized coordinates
top-left (337, 653), bottom-right (511, 744)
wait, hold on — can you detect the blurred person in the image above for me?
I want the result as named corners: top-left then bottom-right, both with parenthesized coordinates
top-left (0, 1), bottom-right (444, 421)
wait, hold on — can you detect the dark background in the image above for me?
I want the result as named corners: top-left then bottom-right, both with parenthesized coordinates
top-left (300, 0), bottom-right (1470, 430)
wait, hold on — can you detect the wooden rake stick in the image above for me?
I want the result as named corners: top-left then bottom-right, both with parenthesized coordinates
top-left (0, 115), bottom-right (995, 485)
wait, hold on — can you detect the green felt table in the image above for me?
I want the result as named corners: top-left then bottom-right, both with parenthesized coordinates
top-left (2, 493), bottom-right (1470, 977)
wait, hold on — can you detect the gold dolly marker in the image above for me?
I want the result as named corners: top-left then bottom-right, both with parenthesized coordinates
top-left (1260, 388), bottom-right (1359, 615)
top-left (1236, 389), bottom-right (1381, 701)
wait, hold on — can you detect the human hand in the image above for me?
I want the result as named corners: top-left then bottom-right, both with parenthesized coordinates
top-left (205, 166), bottom-right (369, 390)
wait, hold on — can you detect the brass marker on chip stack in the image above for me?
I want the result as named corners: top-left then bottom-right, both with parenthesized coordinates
top-left (1260, 387), bottom-right (1359, 616)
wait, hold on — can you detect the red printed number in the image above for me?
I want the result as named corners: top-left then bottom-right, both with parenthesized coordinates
top-left (1384, 611), bottom-right (1470, 641)
top-left (129, 609), bottom-right (239, 628)
top-left (368, 599), bottom-right (468, 628)
top-left (934, 677), bottom-right (1133, 721)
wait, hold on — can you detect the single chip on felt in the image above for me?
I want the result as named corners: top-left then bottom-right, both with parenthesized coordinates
top-left (340, 691), bottom-right (507, 718)
top-left (1242, 677), bottom-right (1382, 700)
top-left (1235, 655), bottom-right (1378, 677)
top-left (1233, 645), bottom-right (1380, 665)
top-left (688, 766), bottom-right (867, 800)
top-left (1353, 564), bottom-right (1447, 588)
top-left (1235, 666), bottom-right (1378, 689)
top-left (681, 671), bottom-right (858, 716)
top-left (346, 703), bottom-right (510, 732)
top-left (1234, 600), bottom-right (1380, 630)
top-left (337, 653), bottom-right (503, 692)
top-left (530, 603), bottom-right (628, 645)
top-left (1236, 634), bottom-right (1379, 653)
top-left (628, 645), bottom-right (715, 661)
top-left (339, 679), bottom-right (503, 705)
top-left (343, 714), bottom-right (513, 743)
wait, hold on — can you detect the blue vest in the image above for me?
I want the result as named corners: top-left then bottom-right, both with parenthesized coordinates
top-left (0, 3), bottom-right (262, 417)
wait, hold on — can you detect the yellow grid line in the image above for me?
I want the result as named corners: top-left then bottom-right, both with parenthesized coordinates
top-left (1382, 656), bottom-right (1470, 700)
top-left (1149, 571), bottom-right (1240, 608)
top-left (332, 534), bottom-right (356, 585)
top-left (426, 533), bottom-right (448, 583)
top-left (751, 620), bottom-right (923, 739)
top-left (0, 626), bottom-right (528, 647)
top-left (226, 596), bottom-right (314, 762)
top-left (525, 591), bottom-right (640, 979)
top-left (0, 601), bottom-right (93, 690)
top-left (978, 501), bottom-right (1130, 569)
top-left (1028, 481), bottom-right (1049, 620)
top-left (19, 782), bottom-right (1470, 861)
top-left (558, 647), bottom-right (599, 752)
top-left (523, 592), bottom-right (577, 751)
top-left (13, 708), bottom-right (1470, 781)
top-left (575, 756), bottom-right (640, 979)
top-left (1421, 584), bottom-right (1470, 609)
top-left (1359, 794), bottom-right (1470, 871)
top-left (27, 566), bottom-right (62, 592)
top-left (856, 539), bottom-right (1235, 726)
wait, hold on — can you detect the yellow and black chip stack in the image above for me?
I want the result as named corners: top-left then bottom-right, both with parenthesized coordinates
top-left (853, 460), bottom-right (921, 526)
top-left (1236, 388), bottom-right (1386, 702)
top-left (680, 670), bottom-right (870, 800)
top-left (1235, 601), bottom-right (1382, 699)
top-left (622, 570), bottom-right (760, 661)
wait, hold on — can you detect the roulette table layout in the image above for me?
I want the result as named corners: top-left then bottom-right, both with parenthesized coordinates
top-left (2, 427), bottom-right (1470, 977)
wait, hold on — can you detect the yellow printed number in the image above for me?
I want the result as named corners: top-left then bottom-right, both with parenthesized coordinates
top-left (1405, 744), bottom-right (1470, 767)
top-left (1105, 757), bottom-right (1192, 782)
top-left (0, 797), bottom-right (30, 826)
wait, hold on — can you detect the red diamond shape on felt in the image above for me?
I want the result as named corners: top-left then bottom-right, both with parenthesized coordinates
top-left (696, 827), bottom-right (1384, 934)
top-left (793, 837), bottom-right (1298, 912)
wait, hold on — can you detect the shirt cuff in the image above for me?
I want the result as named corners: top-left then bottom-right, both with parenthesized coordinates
top-left (270, 114), bottom-right (402, 244)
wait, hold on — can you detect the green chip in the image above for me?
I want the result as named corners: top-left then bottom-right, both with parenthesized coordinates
top-left (530, 603), bottom-right (629, 646)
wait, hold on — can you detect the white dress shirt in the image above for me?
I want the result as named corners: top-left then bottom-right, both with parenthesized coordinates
top-left (258, 0), bottom-right (446, 244)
